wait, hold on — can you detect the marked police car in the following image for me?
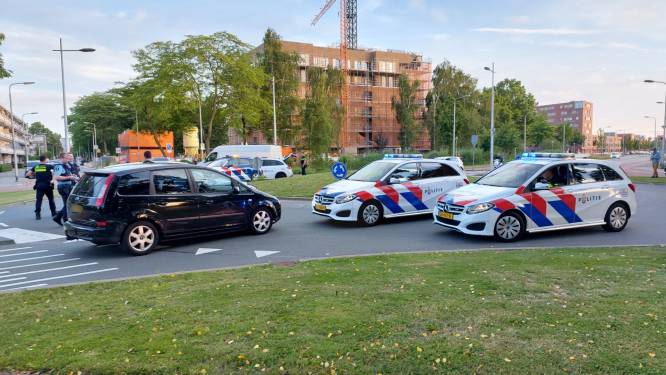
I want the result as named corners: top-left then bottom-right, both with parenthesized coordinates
top-left (313, 154), bottom-right (468, 226)
top-left (433, 153), bottom-right (638, 241)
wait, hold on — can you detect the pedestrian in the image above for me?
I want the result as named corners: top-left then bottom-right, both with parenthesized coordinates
top-left (68, 158), bottom-right (80, 177)
top-left (300, 155), bottom-right (308, 175)
top-left (52, 152), bottom-right (78, 226)
top-left (650, 148), bottom-right (662, 178)
top-left (26, 155), bottom-right (56, 220)
top-left (143, 150), bottom-right (152, 162)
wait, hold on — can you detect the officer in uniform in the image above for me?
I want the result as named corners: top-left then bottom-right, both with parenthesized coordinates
top-left (52, 152), bottom-right (79, 226)
top-left (26, 155), bottom-right (56, 220)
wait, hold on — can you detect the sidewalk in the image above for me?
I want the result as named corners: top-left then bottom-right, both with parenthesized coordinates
top-left (0, 171), bottom-right (34, 193)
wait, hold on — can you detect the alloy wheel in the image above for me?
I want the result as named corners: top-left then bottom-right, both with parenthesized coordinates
top-left (128, 225), bottom-right (155, 252)
top-left (253, 210), bottom-right (271, 233)
top-left (363, 204), bottom-right (380, 225)
top-left (609, 206), bottom-right (627, 229)
top-left (496, 215), bottom-right (521, 240)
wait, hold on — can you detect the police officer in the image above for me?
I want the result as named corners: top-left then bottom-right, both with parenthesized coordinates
top-left (52, 152), bottom-right (79, 226)
top-left (26, 155), bottom-right (56, 220)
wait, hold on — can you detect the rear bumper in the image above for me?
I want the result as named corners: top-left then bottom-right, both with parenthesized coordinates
top-left (64, 221), bottom-right (123, 244)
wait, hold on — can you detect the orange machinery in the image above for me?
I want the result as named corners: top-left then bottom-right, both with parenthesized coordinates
top-left (118, 130), bottom-right (175, 163)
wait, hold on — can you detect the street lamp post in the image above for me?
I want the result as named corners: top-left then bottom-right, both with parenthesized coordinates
top-left (643, 79), bottom-right (666, 156)
top-left (432, 92), bottom-right (438, 151)
top-left (452, 93), bottom-right (470, 157)
top-left (484, 63), bottom-right (496, 166)
top-left (53, 38), bottom-right (95, 153)
top-left (8, 81), bottom-right (36, 182)
top-left (644, 115), bottom-right (657, 149)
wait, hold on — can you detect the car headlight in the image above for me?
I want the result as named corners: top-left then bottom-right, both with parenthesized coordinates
top-left (467, 202), bottom-right (495, 214)
top-left (335, 194), bottom-right (357, 204)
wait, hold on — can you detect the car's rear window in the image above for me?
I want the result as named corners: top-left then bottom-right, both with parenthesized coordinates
top-left (72, 174), bottom-right (110, 198)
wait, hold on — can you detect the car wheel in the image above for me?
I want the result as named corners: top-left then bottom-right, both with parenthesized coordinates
top-left (357, 201), bottom-right (382, 227)
top-left (494, 212), bottom-right (524, 242)
top-left (603, 203), bottom-right (629, 232)
top-left (121, 221), bottom-right (159, 256)
top-left (275, 172), bottom-right (286, 179)
top-left (249, 208), bottom-right (273, 234)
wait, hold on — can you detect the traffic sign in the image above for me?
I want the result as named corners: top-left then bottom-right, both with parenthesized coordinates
top-left (471, 134), bottom-right (478, 146)
top-left (331, 162), bottom-right (348, 180)
top-left (165, 143), bottom-right (173, 153)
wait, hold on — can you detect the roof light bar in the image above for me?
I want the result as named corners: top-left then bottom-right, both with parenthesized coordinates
top-left (383, 154), bottom-right (423, 159)
top-left (520, 152), bottom-right (576, 159)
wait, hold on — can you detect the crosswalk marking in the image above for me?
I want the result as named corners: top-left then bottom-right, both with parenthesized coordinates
top-left (0, 223), bottom-right (8, 227)
top-left (0, 228), bottom-right (64, 244)
top-left (0, 268), bottom-right (119, 289)
top-left (0, 246), bottom-right (32, 253)
top-left (0, 262), bottom-right (98, 279)
top-left (0, 258), bottom-right (81, 271)
top-left (0, 277), bottom-right (27, 284)
top-left (0, 254), bottom-right (65, 265)
top-left (0, 250), bottom-right (48, 258)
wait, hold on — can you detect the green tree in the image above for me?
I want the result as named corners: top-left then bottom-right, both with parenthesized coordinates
top-left (302, 67), bottom-right (343, 156)
top-left (0, 33), bottom-right (11, 79)
top-left (28, 122), bottom-right (62, 158)
top-left (392, 74), bottom-right (421, 150)
top-left (257, 28), bottom-right (301, 145)
top-left (527, 114), bottom-right (553, 148)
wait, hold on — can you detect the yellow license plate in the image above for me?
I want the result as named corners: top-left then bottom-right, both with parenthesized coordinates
top-left (438, 211), bottom-right (454, 220)
top-left (70, 204), bottom-right (83, 214)
top-left (314, 203), bottom-right (327, 211)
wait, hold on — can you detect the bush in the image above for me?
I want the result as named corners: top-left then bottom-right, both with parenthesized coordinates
top-left (339, 152), bottom-right (384, 170)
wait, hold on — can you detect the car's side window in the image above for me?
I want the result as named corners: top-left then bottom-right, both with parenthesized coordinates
top-left (420, 162), bottom-right (459, 179)
top-left (152, 169), bottom-right (192, 194)
top-left (117, 172), bottom-right (150, 195)
top-left (600, 165), bottom-right (623, 181)
top-left (190, 169), bottom-right (234, 194)
top-left (572, 163), bottom-right (605, 184)
top-left (390, 163), bottom-right (419, 182)
top-left (533, 164), bottom-right (572, 188)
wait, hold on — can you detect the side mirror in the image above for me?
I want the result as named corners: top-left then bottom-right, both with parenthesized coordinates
top-left (389, 177), bottom-right (402, 185)
top-left (232, 182), bottom-right (241, 194)
top-left (534, 182), bottom-right (550, 191)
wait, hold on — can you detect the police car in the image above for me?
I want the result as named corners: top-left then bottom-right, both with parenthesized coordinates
top-left (312, 154), bottom-right (468, 226)
top-left (433, 153), bottom-right (638, 241)
top-left (204, 157), bottom-right (255, 181)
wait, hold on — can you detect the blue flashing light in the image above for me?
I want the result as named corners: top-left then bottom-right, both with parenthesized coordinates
top-left (383, 153), bottom-right (423, 159)
top-left (520, 152), bottom-right (575, 159)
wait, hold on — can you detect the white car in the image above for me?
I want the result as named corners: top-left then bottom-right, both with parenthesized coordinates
top-left (433, 153), bottom-right (637, 241)
top-left (610, 152), bottom-right (622, 159)
top-left (436, 156), bottom-right (464, 170)
top-left (260, 158), bottom-right (293, 179)
top-left (312, 154), bottom-right (468, 226)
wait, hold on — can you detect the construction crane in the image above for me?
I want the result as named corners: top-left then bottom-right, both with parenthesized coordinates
top-left (311, 0), bottom-right (357, 150)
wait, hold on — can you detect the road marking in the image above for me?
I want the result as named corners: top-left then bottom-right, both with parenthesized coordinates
top-left (254, 250), bottom-right (280, 258)
top-left (0, 258), bottom-right (81, 271)
top-left (0, 246), bottom-right (32, 253)
top-left (1, 283), bottom-right (48, 292)
top-left (0, 211), bottom-right (5, 215)
top-left (0, 228), bottom-right (64, 244)
top-left (0, 268), bottom-right (119, 289)
top-left (0, 277), bottom-right (27, 283)
top-left (0, 250), bottom-right (49, 258)
top-left (0, 262), bottom-right (98, 279)
top-left (0, 254), bottom-right (65, 265)
top-left (64, 239), bottom-right (84, 243)
top-left (0, 223), bottom-right (8, 227)
top-left (195, 248), bottom-right (223, 255)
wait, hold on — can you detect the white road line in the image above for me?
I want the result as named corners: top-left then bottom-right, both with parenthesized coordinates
top-left (0, 258), bottom-right (81, 271)
top-left (0, 268), bottom-right (119, 289)
top-left (0, 250), bottom-right (48, 258)
top-left (0, 277), bottom-right (27, 283)
top-left (0, 210), bottom-right (6, 215)
top-left (64, 239), bottom-right (84, 243)
top-left (0, 254), bottom-right (65, 265)
top-left (1, 283), bottom-right (48, 292)
top-left (0, 223), bottom-right (8, 227)
top-left (0, 262), bottom-right (98, 279)
top-left (0, 271), bottom-right (7, 274)
top-left (0, 246), bottom-right (32, 253)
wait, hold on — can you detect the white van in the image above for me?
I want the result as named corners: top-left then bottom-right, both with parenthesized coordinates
top-left (205, 145), bottom-right (283, 162)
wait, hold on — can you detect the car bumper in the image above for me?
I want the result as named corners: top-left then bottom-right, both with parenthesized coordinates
top-left (63, 220), bottom-right (123, 244)
top-left (432, 206), bottom-right (496, 236)
top-left (311, 198), bottom-right (360, 222)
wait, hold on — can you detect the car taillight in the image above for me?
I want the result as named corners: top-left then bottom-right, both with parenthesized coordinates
top-left (95, 174), bottom-right (114, 207)
top-left (628, 183), bottom-right (636, 192)
top-left (463, 178), bottom-right (470, 184)
top-left (95, 220), bottom-right (108, 227)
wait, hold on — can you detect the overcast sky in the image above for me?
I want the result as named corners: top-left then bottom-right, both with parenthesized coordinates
top-left (2, 0), bottom-right (666, 138)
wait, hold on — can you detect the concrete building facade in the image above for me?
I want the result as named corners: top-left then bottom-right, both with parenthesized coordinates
top-left (0, 104), bottom-right (32, 165)
top-left (536, 100), bottom-right (594, 152)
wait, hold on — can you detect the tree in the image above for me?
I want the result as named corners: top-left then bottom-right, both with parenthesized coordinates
top-left (0, 33), bottom-right (11, 79)
top-left (392, 74), bottom-right (421, 150)
top-left (527, 114), bottom-right (553, 148)
top-left (374, 132), bottom-right (389, 151)
top-left (257, 28), bottom-right (301, 144)
top-left (28, 122), bottom-right (62, 158)
top-left (302, 67), bottom-right (343, 156)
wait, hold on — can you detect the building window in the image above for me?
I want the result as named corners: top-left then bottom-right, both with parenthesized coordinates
top-left (299, 53), bottom-right (309, 66)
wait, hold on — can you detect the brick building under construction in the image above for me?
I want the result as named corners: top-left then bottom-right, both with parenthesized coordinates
top-left (234, 41), bottom-right (432, 154)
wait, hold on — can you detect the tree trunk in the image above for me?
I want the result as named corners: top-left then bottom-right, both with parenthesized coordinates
top-left (145, 112), bottom-right (166, 156)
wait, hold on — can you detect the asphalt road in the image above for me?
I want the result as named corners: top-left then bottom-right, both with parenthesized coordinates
top-left (0, 182), bottom-right (663, 292)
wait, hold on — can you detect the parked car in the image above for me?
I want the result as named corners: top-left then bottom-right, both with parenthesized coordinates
top-left (610, 152), bottom-right (622, 159)
top-left (435, 156), bottom-right (464, 170)
top-left (64, 163), bottom-right (281, 255)
top-left (260, 158), bottom-right (293, 179)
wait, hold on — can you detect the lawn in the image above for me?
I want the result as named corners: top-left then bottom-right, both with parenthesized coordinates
top-left (0, 190), bottom-right (40, 206)
top-left (629, 176), bottom-right (666, 185)
top-left (251, 172), bottom-right (336, 199)
top-left (0, 247), bottom-right (664, 374)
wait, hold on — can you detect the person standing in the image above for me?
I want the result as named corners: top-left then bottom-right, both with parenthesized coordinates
top-left (26, 155), bottom-right (56, 220)
top-left (300, 155), bottom-right (308, 176)
top-left (143, 150), bottom-right (153, 162)
top-left (650, 148), bottom-right (662, 178)
top-left (52, 153), bottom-right (78, 226)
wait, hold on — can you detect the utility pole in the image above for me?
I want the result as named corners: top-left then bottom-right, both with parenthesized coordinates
top-left (272, 76), bottom-right (278, 146)
top-left (523, 114), bottom-right (527, 152)
top-left (484, 63), bottom-right (496, 166)
top-left (432, 92), bottom-right (438, 151)
top-left (562, 123), bottom-right (566, 152)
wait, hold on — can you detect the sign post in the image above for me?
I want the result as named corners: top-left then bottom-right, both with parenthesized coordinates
top-left (471, 134), bottom-right (478, 166)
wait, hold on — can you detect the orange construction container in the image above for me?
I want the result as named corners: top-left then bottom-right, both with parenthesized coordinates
top-left (118, 130), bottom-right (175, 163)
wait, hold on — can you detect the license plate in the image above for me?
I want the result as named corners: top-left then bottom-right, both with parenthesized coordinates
top-left (438, 211), bottom-right (454, 220)
top-left (314, 203), bottom-right (327, 211)
top-left (70, 204), bottom-right (83, 214)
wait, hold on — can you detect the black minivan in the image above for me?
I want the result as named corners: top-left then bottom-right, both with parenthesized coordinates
top-left (64, 162), bottom-right (281, 255)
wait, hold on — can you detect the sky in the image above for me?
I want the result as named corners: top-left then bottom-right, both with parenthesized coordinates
top-left (2, 0), bottom-right (666, 139)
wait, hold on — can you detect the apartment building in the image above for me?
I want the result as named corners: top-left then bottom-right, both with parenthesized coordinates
top-left (243, 41), bottom-right (432, 154)
top-left (602, 131), bottom-right (622, 153)
top-left (0, 105), bottom-right (31, 165)
top-left (536, 100), bottom-right (594, 152)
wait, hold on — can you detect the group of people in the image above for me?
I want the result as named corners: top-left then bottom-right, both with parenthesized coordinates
top-left (26, 152), bottom-right (80, 224)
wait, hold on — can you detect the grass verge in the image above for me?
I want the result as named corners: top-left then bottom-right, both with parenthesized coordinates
top-left (251, 172), bottom-right (335, 199)
top-left (0, 190), bottom-right (40, 206)
top-left (0, 246), bottom-right (664, 374)
top-left (630, 176), bottom-right (666, 185)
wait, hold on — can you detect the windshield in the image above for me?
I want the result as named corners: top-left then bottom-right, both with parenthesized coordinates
top-left (347, 161), bottom-right (396, 182)
top-left (204, 152), bottom-right (218, 162)
top-left (476, 162), bottom-right (543, 188)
